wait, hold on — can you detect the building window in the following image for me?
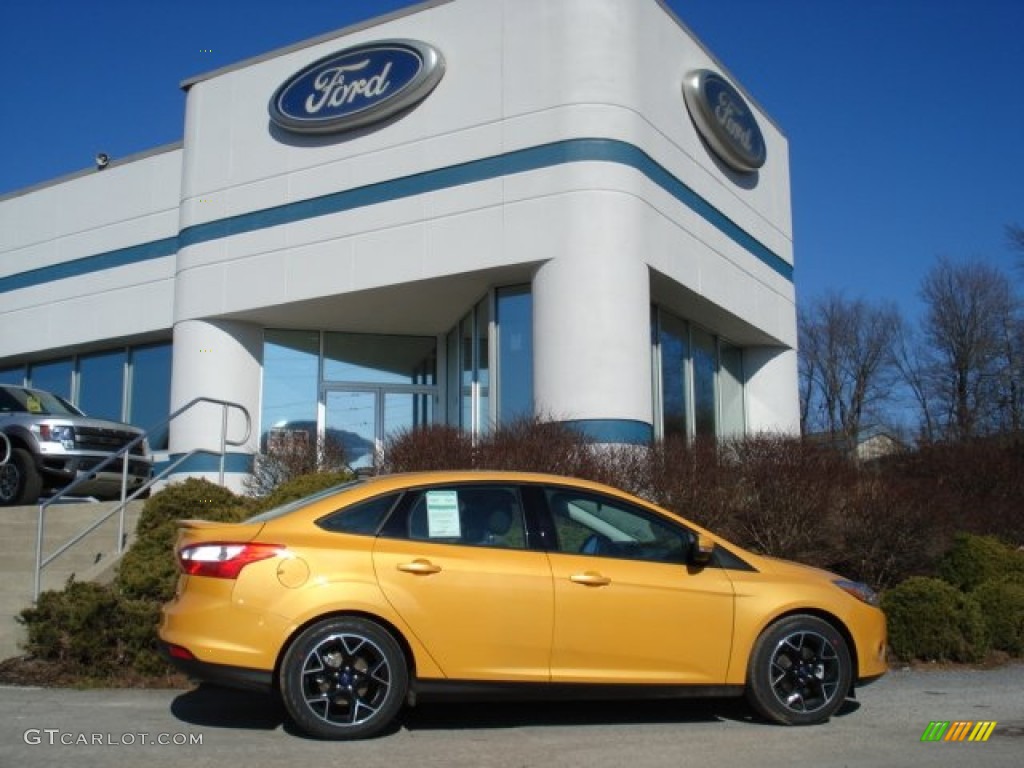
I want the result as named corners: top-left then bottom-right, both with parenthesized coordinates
top-left (129, 343), bottom-right (173, 450)
top-left (446, 285), bottom-right (533, 435)
top-left (657, 310), bottom-right (689, 440)
top-left (691, 327), bottom-right (717, 438)
top-left (324, 333), bottom-right (436, 386)
top-left (7, 342), bottom-right (172, 449)
top-left (261, 331), bottom-right (438, 469)
top-left (652, 308), bottom-right (745, 441)
top-left (261, 330), bottom-right (320, 451)
top-left (496, 285), bottom-right (533, 422)
top-left (0, 367), bottom-right (25, 386)
top-left (28, 359), bottom-right (73, 400)
top-left (78, 349), bottom-right (126, 422)
top-left (448, 296), bottom-right (491, 434)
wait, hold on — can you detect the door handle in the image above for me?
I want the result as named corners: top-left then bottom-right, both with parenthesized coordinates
top-left (397, 559), bottom-right (442, 575)
top-left (570, 571), bottom-right (611, 587)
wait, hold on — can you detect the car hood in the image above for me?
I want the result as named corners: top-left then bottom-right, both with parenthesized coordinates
top-left (749, 552), bottom-right (845, 584)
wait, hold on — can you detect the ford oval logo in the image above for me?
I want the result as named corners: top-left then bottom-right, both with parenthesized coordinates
top-left (269, 39), bottom-right (445, 135)
top-left (683, 70), bottom-right (766, 173)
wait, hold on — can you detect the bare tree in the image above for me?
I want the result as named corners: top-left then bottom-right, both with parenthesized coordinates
top-left (1008, 223), bottom-right (1024, 268)
top-left (798, 293), bottom-right (902, 450)
top-left (892, 323), bottom-right (938, 443)
top-left (917, 257), bottom-right (1019, 440)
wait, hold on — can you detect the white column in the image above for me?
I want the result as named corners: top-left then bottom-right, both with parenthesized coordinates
top-left (167, 319), bottom-right (262, 490)
top-left (744, 346), bottom-right (800, 434)
top-left (532, 192), bottom-right (652, 443)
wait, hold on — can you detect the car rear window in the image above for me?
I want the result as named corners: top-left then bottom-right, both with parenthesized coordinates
top-left (245, 479), bottom-right (365, 523)
top-left (316, 492), bottom-right (401, 536)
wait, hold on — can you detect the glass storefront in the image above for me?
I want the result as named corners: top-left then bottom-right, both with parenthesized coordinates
top-left (262, 285), bottom-right (534, 467)
top-left (262, 330), bottom-right (438, 469)
top-left (653, 307), bottom-right (745, 441)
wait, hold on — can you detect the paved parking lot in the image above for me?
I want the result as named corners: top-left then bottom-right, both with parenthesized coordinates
top-left (1, 665), bottom-right (1022, 767)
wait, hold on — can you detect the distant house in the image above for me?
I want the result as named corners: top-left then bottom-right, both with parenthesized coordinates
top-left (805, 429), bottom-right (905, 462)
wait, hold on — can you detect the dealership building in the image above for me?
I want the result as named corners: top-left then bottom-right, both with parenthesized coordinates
top-left (0, 0), bottom-right (797, 489)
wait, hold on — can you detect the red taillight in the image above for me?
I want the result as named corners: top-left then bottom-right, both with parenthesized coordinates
top-left (178, 542), bottom-right (282, 579)
top-left (167, 644), bottom-right (196, 661)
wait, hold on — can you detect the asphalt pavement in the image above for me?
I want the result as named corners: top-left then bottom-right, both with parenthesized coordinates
top-left (1, 664), bottom-right (1022, 767)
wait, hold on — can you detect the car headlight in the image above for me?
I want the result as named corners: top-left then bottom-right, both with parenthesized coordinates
top-left (33, 424), bottom-right (76, 448)
top-left (833, 579), bottom-right (880, 606)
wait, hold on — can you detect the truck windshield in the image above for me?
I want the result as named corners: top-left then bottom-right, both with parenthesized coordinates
top-left (0, 386), bottom-right (84, 416)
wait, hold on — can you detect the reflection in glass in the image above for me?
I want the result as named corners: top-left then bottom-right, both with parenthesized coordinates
top-left (446, 328), bottom-right (459, 427)
top-left (385, 391), bottom-right (433, 441)
top-left (130, 343), bottom-right (172, 449)
top-left (324, 333), bottom-right (436, 385)
top-left (326, 390), bottom-right (376, 469)
top-left (262, 330), bottom-right (319, 451)
top-left (461, 314), bottom-right (474, 430)
top-left (658, 312), bottom-right (689, 440)
top-left (691, 327), bottom-right (717, 438)
top-left (29, 359), bottom-right (73, 400)
top-left (497, 286), bottom-right (533, 422)
top-left (476, 298), bottom-right (490, 434)
top-left (0, 367), bottom-right (25, 386)
top-left (79, 349), bottom-right (126, 421)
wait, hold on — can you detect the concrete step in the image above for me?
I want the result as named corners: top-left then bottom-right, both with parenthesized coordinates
top-left (0, 500), bottom-right (144, 660)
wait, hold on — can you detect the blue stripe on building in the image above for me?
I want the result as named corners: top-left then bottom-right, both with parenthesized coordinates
top-left (0, 138), bottom-right (792, 295)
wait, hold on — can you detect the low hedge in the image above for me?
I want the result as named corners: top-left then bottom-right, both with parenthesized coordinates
top-left (882, 576), bottom-right (990, 662)
top-left (938, 533), bottom-right (1024, 592)
top-left (971, 577), bottom-right (1024, 656)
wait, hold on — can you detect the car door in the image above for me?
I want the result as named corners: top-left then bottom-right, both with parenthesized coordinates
top-left (542, 486), bottom-right (735, 685)
top-left (372, 483), bottom-right (554, 681)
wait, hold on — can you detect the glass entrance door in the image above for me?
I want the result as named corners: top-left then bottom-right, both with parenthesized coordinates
top-left (325, 388), bottom-right (435, 470)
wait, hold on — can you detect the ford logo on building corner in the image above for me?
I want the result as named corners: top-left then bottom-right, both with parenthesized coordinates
top-left (269, 39), bottom-right (445, 135)
top-left (683, 69), bottom-right (766, 173)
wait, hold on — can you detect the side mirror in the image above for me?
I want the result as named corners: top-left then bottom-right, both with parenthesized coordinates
top-left (691, 533), bottom-right (714, 566)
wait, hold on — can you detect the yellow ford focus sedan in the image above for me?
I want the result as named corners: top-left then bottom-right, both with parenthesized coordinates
top-left (159, 471), bottom-right (887, 739)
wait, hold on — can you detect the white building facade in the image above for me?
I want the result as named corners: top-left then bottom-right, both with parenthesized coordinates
top-left (0, 0), bottom-right (797, 489)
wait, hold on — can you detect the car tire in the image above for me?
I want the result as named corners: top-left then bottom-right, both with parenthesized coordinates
top-left (279, 616), bottom-right (408, 740)
top-left (745, 614), bottom-right (852, 726)
top-left (0, 448), bottom-right (42, 506)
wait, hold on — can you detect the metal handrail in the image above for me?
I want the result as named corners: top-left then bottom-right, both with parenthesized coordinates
top-left (33, 396), bottom-right (251, 600)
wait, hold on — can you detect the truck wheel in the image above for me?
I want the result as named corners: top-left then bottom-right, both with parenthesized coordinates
top-left (0, 448), bottom-right (43, 506)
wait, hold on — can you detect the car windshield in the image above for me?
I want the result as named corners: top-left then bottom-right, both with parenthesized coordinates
top-left (0, 386), bottom-right (83, 416)
top-left (245, 479), bottom-right (366, 523)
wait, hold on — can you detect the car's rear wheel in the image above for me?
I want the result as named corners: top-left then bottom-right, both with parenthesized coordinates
top-left (0, 448), bottom-right (42, 506)
top-left (746, 614), bottom-right (852, 725)
top-left (279, 617), bottom-right (408, 740)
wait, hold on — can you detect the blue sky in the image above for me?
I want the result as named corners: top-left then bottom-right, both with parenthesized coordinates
top-left (3, 0), bottom-right (1022, 316)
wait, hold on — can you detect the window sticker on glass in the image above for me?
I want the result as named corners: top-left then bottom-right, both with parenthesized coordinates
top-left (26, 394), bottom-right (42, 413)
top-left (425, 490), bottom-right (461, 538)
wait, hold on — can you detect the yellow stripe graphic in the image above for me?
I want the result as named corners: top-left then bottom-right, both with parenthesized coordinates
top-left (968, 721), bottom-right (997, 742)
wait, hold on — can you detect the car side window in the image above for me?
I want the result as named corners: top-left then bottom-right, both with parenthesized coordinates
top-left (545, 488), bottom-right (691, 564)
top-left (403, 485), bottom-right (527, 549)
top-left (316, 492), bottom-right (400, 536)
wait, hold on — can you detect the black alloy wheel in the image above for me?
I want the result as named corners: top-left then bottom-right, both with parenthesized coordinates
top-left (280, 617), bottom-right (408, 740)
top-left (746, 614), bottom-right (852, 725)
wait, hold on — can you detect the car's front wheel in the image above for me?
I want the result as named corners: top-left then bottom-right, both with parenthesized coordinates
top-left (0, 448), bottom-right (42, 506)
top-left (279, 617), bottom-right (408, 740)
top-left (746, 614), bottom-right (852, 725)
